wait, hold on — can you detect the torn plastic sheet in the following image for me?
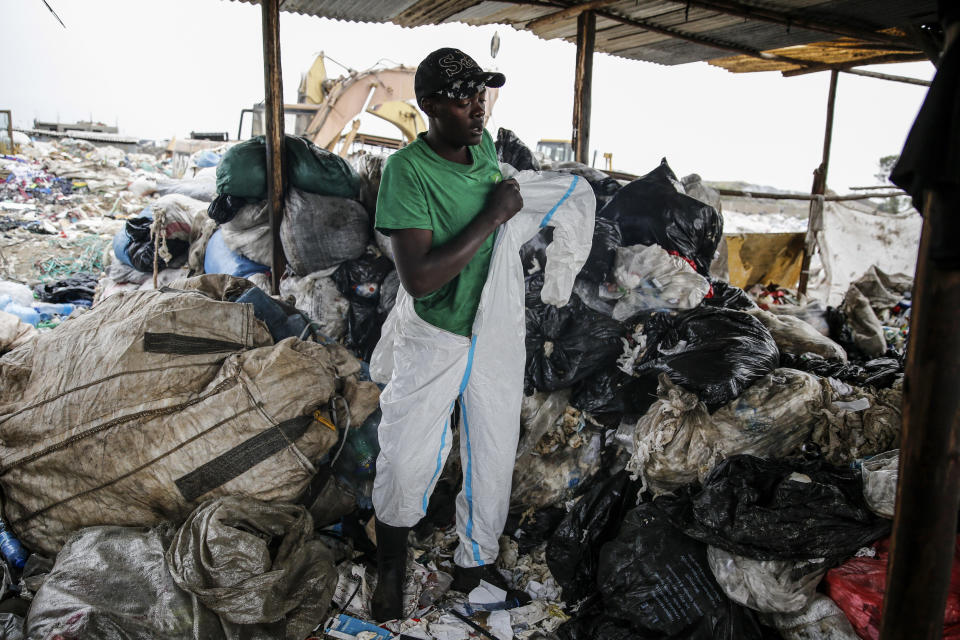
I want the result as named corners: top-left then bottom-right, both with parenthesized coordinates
top-left (760, 593), bottom-right (860, 640)
top-left (812, 380), bottom-right (902, 465)
top-left (861, 449), bottom-right (898, 518)
top-left (625, 370), bottom-right (826, 494)
top-left (706, 546), bottom-right (828, 613)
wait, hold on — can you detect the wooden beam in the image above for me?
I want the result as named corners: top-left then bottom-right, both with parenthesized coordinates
top-left (841, 68), bottom-right (931, 87)
top-left (261, 0), bottom-right (285, 295)
top-left (682, 0), bottom-right (908, 46)
top-left (798, 69), bottom-right (838, 295)
top-left (780, 52), bottom-right (928, 77)
top-left (716, 187), bottom-right (904, 201)
top-left (572, 10), bottom-right (595, 165)
top-left (526, 0), bottom-right (619, 30)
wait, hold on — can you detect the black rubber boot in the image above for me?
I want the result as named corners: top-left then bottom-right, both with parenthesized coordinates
top-left (371, 519), bottom-right (409, 623)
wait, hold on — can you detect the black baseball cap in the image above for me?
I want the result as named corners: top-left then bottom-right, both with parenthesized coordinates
top-left (414, 47), bottom-right (506, 104)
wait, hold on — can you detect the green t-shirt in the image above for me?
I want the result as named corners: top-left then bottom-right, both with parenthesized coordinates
top-left (375, 129), bottom-right (502, 337)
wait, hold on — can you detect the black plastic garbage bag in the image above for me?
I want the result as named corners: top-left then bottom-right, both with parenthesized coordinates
top-left (826, 305), bottom-right (861, 356)
top-left (556, 611), bottom-right (640, 640)
top-left (525, 274), bottom-right (628, 393)
top-left (505, 505), bottom-right (567, 555)
top-left (33, 273), bottom-right (98, 304)
top-left (598, 502), bottom-right (764, 639)
top-left (546, 471), bottom-right (640, 604)
top-left (124, 216), bottom-right (189, 272)
top-left (598, 158), bottom-right (722, 275)
top-left (125, 216), bottom-right (190, 273)
top-left (570, 369), bottom-right (657, 426)
top-left (332, 252), bottom-right (394, 360)
top-left (636, 306), bottom-right (779, 411)
top-left (657, 455), bottom-right (891, 561)
top-left (779, 352), bottom-right (903, 389)
top-left (520, 226), bottom-right (553, 274)
top-left (586, 176), bottom-right (623, 213)
top-left (207, 193), bottom-right (247, 224)
top-left (496, 127), bottom-right (540, 171)
top-left (577, 217), bottom-right (622, 284)
top-left (554, 163), bottom-right (623, 213)
top-left (702, 279), bottom-right (756, 310)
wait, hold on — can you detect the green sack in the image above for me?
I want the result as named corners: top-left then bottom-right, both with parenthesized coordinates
top-left (216, 137), bottom-right (267, 199)
top-left (216, 135), bottom-right (360, 200)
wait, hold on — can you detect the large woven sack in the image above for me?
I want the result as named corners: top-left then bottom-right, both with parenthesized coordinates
top-left (221, 200), bottom-right (272, 265)
top-left (281, 188), bottom-right (369, 275)
top-left (0, 275), bottom-right (353, 554)
top-left (216, 136), bottom-right (359, 200)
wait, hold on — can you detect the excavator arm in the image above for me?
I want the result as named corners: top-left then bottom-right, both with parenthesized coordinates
top-left (294, 54), bottom-right (498, 151)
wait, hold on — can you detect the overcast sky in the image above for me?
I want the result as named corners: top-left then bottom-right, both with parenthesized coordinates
top-left (3, 0), bottom-right (935, 192)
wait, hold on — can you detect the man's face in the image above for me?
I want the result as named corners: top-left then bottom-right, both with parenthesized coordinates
top-left (424, 90), bottom-right (486, 148)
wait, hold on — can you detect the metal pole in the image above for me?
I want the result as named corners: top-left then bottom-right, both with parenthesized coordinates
top-left (261, 0), bottom-right (286, 295)
top-left (572, 10), bottom-right (595, 165)
top-left (797, 69), bottom-right (838, 295)
top-left (880, 22), bottom-right (960, 637)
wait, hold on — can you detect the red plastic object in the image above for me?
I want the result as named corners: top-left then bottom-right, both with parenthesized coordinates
top-left (824, 536), bottom-right (960, 640)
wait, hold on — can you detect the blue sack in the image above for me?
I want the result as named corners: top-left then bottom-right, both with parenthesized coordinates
top-left (204, 229), bottom-right (270, 278)
top-left (111, 229), bottom-right (135, 268)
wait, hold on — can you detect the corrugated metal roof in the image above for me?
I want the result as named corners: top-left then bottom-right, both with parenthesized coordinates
top-left (709, 35), bottom-right (921, 72)
top-left (238, 0), bottom-right (938, 72)
top-left (268, 0), bottom-right (417, 23)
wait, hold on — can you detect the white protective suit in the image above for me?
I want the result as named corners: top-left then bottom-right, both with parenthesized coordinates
top-left (370, 167), bottom-right (595, 567)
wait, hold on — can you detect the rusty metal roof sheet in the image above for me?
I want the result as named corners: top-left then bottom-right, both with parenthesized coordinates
top-left (239, 0), bottom-right (938, 73)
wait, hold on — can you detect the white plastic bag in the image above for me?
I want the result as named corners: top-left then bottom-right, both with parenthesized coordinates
top-left (861, 449), bottom-right (898, 518)
top-left (707, 546), bottom-right (827, 613)
top-left (611, 244), bottom-right (710, 320)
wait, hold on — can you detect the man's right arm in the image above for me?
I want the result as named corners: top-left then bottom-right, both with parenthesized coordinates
top-left (389, 179), bottom-right (523, 298)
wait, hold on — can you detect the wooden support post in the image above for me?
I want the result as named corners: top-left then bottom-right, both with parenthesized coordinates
top-left (572, 10), bottom-right (595, 165)
top-left (880, 20), bottom-right (960, 636)
top-left (878, 189), bottom-right (960, 640)
top-left (798, 69), bottom-right (838, 295)
top-left (262, 0), bottom-right (285, 295)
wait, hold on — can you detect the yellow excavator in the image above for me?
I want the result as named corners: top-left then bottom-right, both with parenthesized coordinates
top-left (239, 53), bottom-right (499, 156)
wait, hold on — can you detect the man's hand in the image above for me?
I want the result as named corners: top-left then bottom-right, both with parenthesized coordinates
top-left (484, 178), bottom-right (523, 225)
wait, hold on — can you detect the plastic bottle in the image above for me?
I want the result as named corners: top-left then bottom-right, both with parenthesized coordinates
top-left (349, 411), bottom-right (381, 478)
top-left (33, 302), bottom-right (74, 320)
top-left (0, 519), bottom-right (27, 569)
top-left (353, 282), bottom-right (379, 299)
top-left (0, 302), bottom-right (41, 326)
top-left (350, 431), bottom-right (377, 477)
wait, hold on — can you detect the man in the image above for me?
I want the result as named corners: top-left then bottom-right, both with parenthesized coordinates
top-left (369, 47), bottom-right (524, 622)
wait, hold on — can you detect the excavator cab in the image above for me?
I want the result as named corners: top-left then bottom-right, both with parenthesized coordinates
top-left (536, 139), bottom-right (574, 164)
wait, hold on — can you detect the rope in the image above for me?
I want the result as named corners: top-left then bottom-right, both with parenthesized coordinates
top-left (328, 395), bottom-right (352, 467)
top-left (150, 207), bottom-right (172, 289)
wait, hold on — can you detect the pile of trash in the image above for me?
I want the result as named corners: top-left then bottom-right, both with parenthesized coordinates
top-left (0, 137), bottom-right (188, 331)
top-left (0, 128), bottom-right (929, 640)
